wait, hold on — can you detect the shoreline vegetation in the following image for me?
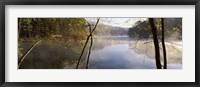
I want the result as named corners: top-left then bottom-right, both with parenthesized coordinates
top-left (18, 18), bottom-right (182, 69)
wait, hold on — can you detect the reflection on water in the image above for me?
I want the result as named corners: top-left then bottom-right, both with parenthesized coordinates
top-left (87, 36), bottom-right (182, 69)
top-left (19, 36), bottom-right (182, 69)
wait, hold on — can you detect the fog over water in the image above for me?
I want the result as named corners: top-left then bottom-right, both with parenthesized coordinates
top-left (86, 36), bottom-right (182, 69)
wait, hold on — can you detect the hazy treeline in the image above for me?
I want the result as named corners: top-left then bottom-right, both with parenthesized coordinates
top-left (93, 24), bottom-right (128, 36)
top-left (128, 18), bottom-right (182, 40)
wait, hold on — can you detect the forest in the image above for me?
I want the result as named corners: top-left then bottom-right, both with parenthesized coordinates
top-left (128, 18), bottom-right (182, 40)
top-left (18, 18), bottom-right (182, 69)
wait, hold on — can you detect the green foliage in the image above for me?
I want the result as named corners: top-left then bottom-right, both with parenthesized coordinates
top-left (128, 21), bottom-right (152, 39)
top-left (128, 18), bottom-right (182, 40)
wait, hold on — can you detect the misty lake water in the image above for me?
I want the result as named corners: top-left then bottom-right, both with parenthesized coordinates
top-left (88, 36), bottom-right (182, 69)
top-left (19, 36), bottom-right (182, 69)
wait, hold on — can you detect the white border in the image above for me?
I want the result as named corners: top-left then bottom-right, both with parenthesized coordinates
top-left (5, 5), bottom-right (195, 82)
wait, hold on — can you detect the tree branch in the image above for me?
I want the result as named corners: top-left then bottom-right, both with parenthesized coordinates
top-left (18, 38), bottom-right (44, 68)
top-left (76, 18), bottom-right (100, 69)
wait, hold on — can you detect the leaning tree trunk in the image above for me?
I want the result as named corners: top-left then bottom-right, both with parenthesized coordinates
top-left (86, 26), bottom-right (93, 69)
top-left (18, 38), bottom-right (44, 68)
top-left (161, 18), bottom-right (167, 69)
top-left (149, 18), bottom-right (162, 69)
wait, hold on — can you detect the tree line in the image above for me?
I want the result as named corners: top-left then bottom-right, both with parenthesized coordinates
top-left (18, 18), bottom-right (87, 40)
top-left (128, 18), bottom-right (182, 40)
top-left (93, 24), bottom-right (128, 36)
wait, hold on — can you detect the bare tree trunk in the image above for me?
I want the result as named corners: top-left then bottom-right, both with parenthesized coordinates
top-left (161, 18), bottom-right (167, 69)
top-left (149, 18), bottom-right (162, 69)
top-left (86, 25), bottom-right (93, 69)
top-left (76, 18), bottom-right (100, 69)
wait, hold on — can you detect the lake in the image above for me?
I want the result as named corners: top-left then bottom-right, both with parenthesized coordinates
top-left (19, 36), bottom-right (182, 69)
top-left (87, 36), bottom-right (182, 69)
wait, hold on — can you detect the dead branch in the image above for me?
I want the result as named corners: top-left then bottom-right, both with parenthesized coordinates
top-left (18, 38), bottom-right (44, 68)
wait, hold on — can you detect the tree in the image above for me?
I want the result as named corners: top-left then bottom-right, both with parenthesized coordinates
top-left (18, 18), bottom-right (88, 68)
top-left (128, 18), bottom-right (182, 40)
top-left (161, 18), bottom-right (167, 69)
top-left (149, 18), bottom-right (162, 69)
top-left (76, 18), bottom-right (100, 69)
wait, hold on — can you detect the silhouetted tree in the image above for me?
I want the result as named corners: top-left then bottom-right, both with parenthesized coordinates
top-left (149, 18), bottom-right (162, 69)
top-left (161, 18), bottom-right (167, 69)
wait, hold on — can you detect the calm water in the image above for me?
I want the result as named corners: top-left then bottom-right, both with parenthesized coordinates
top-left (86, 36), bottom-right (182, 69)
top-left (19, 36), bottom-right (182, 69)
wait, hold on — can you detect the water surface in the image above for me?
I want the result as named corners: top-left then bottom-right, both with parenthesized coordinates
top-left (87, 36), bottom-right (182, 69)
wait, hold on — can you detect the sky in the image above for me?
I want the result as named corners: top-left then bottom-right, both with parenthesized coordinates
top-left (86, 18), bottom-right (147, 28)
